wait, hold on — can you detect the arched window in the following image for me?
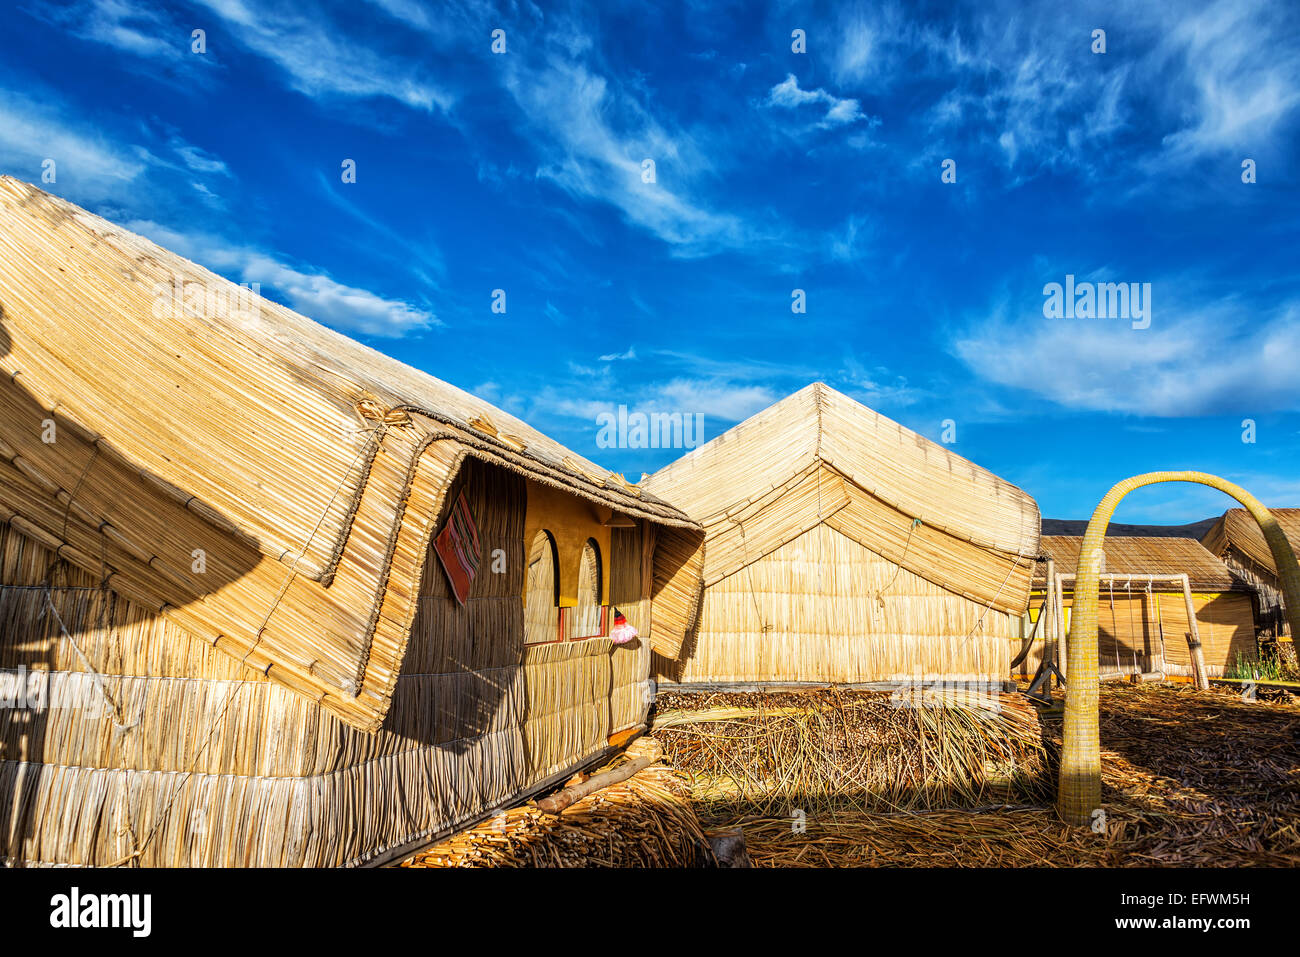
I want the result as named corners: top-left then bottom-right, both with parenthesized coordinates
top-left (524, 530), bottom-right (560, 644)
top-left (573, 538), bottom-right (605, 638)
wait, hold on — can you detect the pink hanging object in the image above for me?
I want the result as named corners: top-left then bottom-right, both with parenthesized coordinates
top-left (610, 610), bottom-right (639, 645)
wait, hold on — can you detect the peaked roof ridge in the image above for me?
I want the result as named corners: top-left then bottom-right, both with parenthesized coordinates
top-left (812, 379), bottom-right (828, 461)
top-left (644, 381), bottom-right (1040, 561)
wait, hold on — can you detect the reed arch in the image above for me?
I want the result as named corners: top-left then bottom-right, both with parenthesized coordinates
top-left (1059, 471), bottom-right (1300, 826)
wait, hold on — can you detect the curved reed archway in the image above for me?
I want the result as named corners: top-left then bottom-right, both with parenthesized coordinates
top-left (1059, 471), bottom-right (1300, 827)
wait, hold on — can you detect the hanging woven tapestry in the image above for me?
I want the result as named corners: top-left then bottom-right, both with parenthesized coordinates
top-left (433, 491), bottom-right (482, 606)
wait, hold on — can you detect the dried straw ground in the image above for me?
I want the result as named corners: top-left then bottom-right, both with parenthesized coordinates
top-left (401, 683), bottom-right (1298, 868)
top-left (662, 684), bottom-right (1300, 867)
top-left (401, 738), bottom-right (715, 867)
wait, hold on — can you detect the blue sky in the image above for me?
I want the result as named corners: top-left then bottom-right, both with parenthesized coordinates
top-left (1, 0), bottom-right (1298, 523)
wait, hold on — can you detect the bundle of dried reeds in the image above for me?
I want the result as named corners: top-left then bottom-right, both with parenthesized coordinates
top-left (651, 688), bottom-right (1050, 819)
top-left (402, 738), bottom-right (716, 867)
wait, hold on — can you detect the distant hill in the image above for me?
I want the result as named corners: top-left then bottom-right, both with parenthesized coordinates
top-left (1040, 516), bottom-right (1220, 540)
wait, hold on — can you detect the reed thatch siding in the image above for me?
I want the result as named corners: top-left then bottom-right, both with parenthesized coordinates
top-left (1, 459), bottom-right (656, 866)
top-left (608, 526), bottom-right (653, 731)
top-left (0, 176), bottom-right (697, 731)
top-left (642, 384), bottom-right (1040, 685)
top-left (1028, 535), bottom-right (1258, 679)
top-left (655, 523), bottom-right (1018, 684)
top-left (648, 524), bottom-right (705, 660)
top-left (1202, 508), bottom-right (1300, 639)
top-left (0, 179), bottom-right (693, 866)
top-left (1035, 535), bottom-right (1249, 591)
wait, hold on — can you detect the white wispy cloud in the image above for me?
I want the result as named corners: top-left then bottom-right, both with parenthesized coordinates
top-left (838, 357), bottom-right (926, 409)
top-left (829, 214), bottom-right (872, 262)
top-left (911, 0), bottom-right (1300, 180)
top-left (500, 52), bottom-right (756, 256)
top-left (830, 3), bottom-right (919, 87)
top-left (953, 295), bottom-right (1300, 416)
top-left (765, 74), bottom-right (871, 128)
top-left (36, 0), bottom-right (190, 62)
top-left (126, 219), bottom-right (439, 337)
top-left (652, 378), bottom-right (778, 421)
top-left (191, 0), bottom-right (454, 112)
top-left (171, 138), bottom-right (230, 176)
top-left (0, 89), bottom-right (146, 202)
top-left (1151, 0), bottom-right (1300, 165)
top-left (0, 79), bottom-right (240, 222)
top-left (0, 83), bottom-right (437, 340)
top-left (519, 377), bottom-right (778, 429)
top-left (599, 346), bottom-right (637, 361)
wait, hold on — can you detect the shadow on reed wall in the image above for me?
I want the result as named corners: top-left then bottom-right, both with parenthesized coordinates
top-left (0, 325), bottom-right (268, 861)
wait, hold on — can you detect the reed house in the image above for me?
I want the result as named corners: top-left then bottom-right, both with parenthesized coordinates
top-left (1029, 535), bottom-right (1258, 681)
top-left (640, 383), bottom-right (1042, 688)
top-left (0, 177), bottom-right (704, 867)
top-left (1202, 508), bottom-right (1300, 642)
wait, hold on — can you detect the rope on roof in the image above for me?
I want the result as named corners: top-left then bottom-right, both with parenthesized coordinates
top-left (116, 414), bottom-right (394, 866)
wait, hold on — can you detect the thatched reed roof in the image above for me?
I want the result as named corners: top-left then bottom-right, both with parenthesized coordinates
top-left (641, 383), bottom-right (1041, 615)
top-left (1035, 535), bottom-right (1250, 592)
top-left (0, 176), bottom-right (696, 731)
top-left (1201, 508), bottom-right (1300, 579)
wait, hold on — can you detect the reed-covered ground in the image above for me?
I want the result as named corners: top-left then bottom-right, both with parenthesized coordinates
top-left (401, 737), bottom-right (715, 867)
top-left (401, 682), bottom-right (1299, 867)
top-left (657, 683), bottom-right (1300, 867)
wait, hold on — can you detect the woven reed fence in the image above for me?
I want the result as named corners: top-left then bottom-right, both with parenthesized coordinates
top-left (1022, 587), bottom-right (1256, 679)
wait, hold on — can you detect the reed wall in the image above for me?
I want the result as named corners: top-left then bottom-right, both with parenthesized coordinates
top-left (1020, 588), bottom-right (1257, 678)
top-left (656, 522), bottom-right (1017, 685)
top-left (0, 459), bottom-right (653, 867)
top-left (1219, 553), bottom-right (1289, 639)
top-left (608, 525), bottom-right (652, 733)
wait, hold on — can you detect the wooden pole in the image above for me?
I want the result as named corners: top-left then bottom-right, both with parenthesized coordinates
top-left (1037, 559), bottom-right (1053, 682)
top-left (1054, 569), bottom-right (1067, 681)
top-left (1149, 585), bottom-right (1166, 678)
top-left (1181, 574), bottom-right (1210, 691)
top-left (535, 739), bottom-right (663, 814)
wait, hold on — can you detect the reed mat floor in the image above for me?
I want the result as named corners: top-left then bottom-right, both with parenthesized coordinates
top-left (663, 684), bottom-right (1300, 867)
